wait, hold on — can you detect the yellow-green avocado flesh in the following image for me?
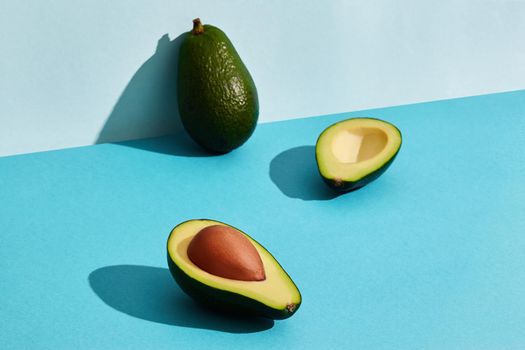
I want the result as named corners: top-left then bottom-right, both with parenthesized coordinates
top-left (167, 219), bottom-right (301, 319)
top-left (316, 118), bottom-right (402, 192)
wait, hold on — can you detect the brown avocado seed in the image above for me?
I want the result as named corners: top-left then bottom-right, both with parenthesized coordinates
top-left (187, 225), bottom-right (266, 281)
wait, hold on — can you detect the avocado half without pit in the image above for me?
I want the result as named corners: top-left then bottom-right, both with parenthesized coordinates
top-left (167, 219), bottom-right (301, 319)
top-left (316, 118), bottom-right (402, 192)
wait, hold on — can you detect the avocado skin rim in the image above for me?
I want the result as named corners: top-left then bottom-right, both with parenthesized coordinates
top-left (167, 255), bottom-right (299, 320)
top-left (317, 149), bottom-right (400, 193)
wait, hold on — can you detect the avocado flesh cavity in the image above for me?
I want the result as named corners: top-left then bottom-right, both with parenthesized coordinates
top-left (316, 118), bottom-right (402, 192)
top-left (331, 128), bottom-right (388, 163)
top-left (167, 219), bottom-right (301, 319)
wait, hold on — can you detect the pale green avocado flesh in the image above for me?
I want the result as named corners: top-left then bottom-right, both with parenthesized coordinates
top-left (315, 118), bottom-right (402, 192)
top-left (167, 219), bottom-right (301, 319)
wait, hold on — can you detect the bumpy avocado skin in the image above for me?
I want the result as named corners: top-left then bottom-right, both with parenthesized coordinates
top-left (177, 24), bottom-right (259, 153)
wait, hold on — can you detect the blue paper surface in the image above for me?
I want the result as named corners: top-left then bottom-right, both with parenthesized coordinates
top-left (1, 91), bottom-right (525, 349)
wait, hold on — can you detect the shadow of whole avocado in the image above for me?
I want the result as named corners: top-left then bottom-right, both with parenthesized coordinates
top-left (96, 33), bottom-right (208, 157)
top-left (88, 265), bottom-right (274, 333)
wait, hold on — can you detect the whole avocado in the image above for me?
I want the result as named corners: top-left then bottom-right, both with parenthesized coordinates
top-left (177, 18), bottom-right (259, 153)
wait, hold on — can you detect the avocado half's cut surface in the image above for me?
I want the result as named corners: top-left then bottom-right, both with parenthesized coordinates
top-left (316, 118), bottom-right (402, 192)
top-left (167, 219), bottom-right (301, 320)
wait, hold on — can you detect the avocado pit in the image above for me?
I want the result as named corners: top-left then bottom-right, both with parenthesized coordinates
top-left (187, 225), bottom-right (266, 281)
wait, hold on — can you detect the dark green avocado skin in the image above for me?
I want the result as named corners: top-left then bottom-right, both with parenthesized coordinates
top-left (318, 150), bottom-right (400, 193)
top-left (167, 253), bottom-right (300, 320)
top-left (177, 24), bottom-right (259, 153)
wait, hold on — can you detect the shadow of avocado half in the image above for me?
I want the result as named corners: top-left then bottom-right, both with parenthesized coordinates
top-left (270, 146), bottom-right (338, 201)
top-left (88, 265), bottom-right (274, 333)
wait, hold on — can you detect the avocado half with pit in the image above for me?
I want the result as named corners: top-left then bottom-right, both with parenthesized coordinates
top-left (316, 118), bottom-right (402, 192)
top-left (167, 219), bottom-right (301, 319)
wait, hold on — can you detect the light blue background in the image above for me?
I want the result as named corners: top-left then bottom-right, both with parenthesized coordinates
top-left (1, 91), bottom-right (524, 349)
top-left (1, 1), bottom-right (525, 156)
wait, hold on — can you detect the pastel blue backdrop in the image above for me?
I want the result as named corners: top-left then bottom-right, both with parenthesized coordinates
top-left (1, 91), bottom-right (525, 349)
top-left (1, 0), bottom-right (525, 156)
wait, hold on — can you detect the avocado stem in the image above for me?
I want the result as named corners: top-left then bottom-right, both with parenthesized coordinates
top-left (192, 18), bottom-right (204, 35)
